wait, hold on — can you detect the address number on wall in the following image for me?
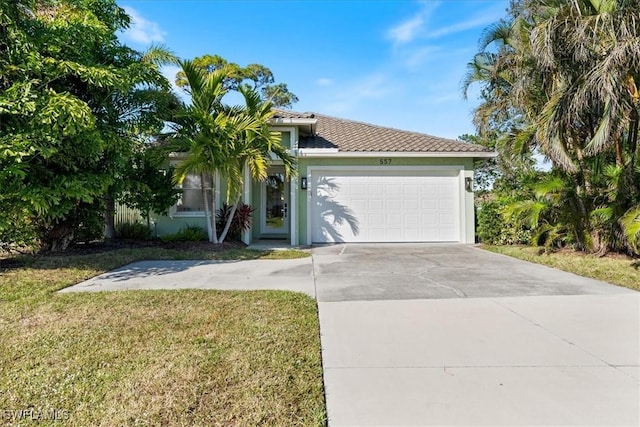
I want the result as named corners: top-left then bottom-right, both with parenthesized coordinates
top-left (379, 158), bottom-right (392, 165)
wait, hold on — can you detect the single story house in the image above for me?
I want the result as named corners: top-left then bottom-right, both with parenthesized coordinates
top-left (153, 110), bottom-right (495, 245)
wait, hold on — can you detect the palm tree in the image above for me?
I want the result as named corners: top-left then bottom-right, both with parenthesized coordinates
top-left (103, 44), bottom-right (179, 239)
top-left (215, 84), bottom-right (295, 243)
top-left (466, 0), bottom-right (640, 255)
top-left (166, 60), bottom-right (296, 243)
top-left (166, 59), bottom-right (228, 242)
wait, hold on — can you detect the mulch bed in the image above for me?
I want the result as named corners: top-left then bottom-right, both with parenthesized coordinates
top-left (0, 239), bottom-right (246, 270)
top-left (70, 239), bottom-right (246, 255)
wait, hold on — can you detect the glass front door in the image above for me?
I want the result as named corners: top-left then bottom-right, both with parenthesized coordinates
top-left (261, 171), bottom-right (289, 235)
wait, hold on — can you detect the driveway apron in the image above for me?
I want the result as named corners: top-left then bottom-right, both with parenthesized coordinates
top-left (313, 244), bottom-right (639, 426)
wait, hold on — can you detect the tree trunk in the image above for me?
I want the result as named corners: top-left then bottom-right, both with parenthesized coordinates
top-left (614, 138), bottom-right (624, 168)
top-left (218, 195), bottom-right (240, 244)
top-left (104, 194), bottom-right (116, 239)
top-left (42, 221), bottom-right (75, 252)
top-left (201, 173), bottom-right (217, 243)
top-left (210, 174), bottom-right (218, 243)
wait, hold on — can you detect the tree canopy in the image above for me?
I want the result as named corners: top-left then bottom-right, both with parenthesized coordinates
top-left (0, 0), bottom-right (176, 250)
top-left (466, 0), bottom-right (640, 255)
top-left (174, 54), bottom-right (299, 109)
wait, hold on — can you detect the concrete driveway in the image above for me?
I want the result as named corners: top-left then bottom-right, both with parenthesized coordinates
top-left (314, 244), bottom-right (639, 426)
top-left (312, 243), bottom-right (631, 301)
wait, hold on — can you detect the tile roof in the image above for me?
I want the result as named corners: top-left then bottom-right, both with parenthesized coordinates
top-left (272, 110), bottom-right (491, 153)
top-left (272, 110), bottom-right (316, 119)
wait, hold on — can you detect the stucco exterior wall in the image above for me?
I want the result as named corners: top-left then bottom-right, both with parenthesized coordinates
top-left (154, 156), bottom-right (477, 245)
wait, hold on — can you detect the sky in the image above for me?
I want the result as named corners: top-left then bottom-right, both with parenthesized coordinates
top-left (117, 0), bottom-right (511, 140)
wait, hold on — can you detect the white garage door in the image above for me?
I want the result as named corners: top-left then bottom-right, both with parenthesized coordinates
top-left (310, 169), bottom-right (461, 243)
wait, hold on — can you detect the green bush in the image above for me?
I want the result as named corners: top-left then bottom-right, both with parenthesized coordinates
top-left (0, 209), bottom-right (38, 252)
top-left (161, 225), bottom-right (207, 242)
top-left (116, 222), bottom-right (152, 240)
top-left (477, 199), bottom-right (531, 245)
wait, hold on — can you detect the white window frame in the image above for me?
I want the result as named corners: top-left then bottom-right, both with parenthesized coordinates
top-left (169, 158), bottom-right (220, 218)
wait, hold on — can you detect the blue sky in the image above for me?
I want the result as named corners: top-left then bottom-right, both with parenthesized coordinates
top-left (118, 0), bottom-right (510, 140)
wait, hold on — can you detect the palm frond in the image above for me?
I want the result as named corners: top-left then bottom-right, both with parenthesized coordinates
top-left (503, 199), bottom-right (548, 229)
top-left (141, 43), bottom-right (179, 66)
top-left (620, 205), bottom-right (640, 253)
top-left (532, 176), bottom-right (566, 200)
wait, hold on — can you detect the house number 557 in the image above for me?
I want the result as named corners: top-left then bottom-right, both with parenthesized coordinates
top-left (379, 158), bottom-right (392, 165)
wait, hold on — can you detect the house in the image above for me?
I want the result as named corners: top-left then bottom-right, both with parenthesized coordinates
top-left (153, 111), bottom-right (495, 245)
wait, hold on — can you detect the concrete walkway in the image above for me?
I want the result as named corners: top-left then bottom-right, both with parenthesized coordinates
top-left (60, 257), bottom-right (315, 297)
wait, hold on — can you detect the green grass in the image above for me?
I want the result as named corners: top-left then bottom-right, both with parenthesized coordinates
top-left (0, 247), bottom-right (325, 426)
top-left (483, 245), bottom-right (640, 292)
top-left (216, 248), bottom-right (311, 260)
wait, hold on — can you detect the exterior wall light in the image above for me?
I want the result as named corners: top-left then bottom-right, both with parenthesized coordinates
top-left (465, 177), bottom-right (473, 192)
top-left (301, 177), bottom-right (308, 190)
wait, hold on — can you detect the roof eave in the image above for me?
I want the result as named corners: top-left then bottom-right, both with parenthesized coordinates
top-left (297, 150), bottom-right (497, 158)
top-left (270, 118), bottom-right (318, 125)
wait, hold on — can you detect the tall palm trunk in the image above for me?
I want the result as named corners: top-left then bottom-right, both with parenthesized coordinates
top-left (201, 173), bottom-right (217, 243)
top-left (218, 195), bottom-right (241, 243)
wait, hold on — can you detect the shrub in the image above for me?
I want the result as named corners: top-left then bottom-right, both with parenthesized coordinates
top-left (116, 222), bottom-right (152, 240)
top-left (216, 203), bottom-right (255, 242)
top-left (0, 209), bottom-right (38, 252)
top-left (161, 225), bottom-right (207, 242)
top-left (477, 199), bottom-right (531, 245)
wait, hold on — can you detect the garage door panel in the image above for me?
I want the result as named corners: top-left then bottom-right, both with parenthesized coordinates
top-left (311, 170), bottom-right (461, 243)
top-left (369, 199), bottom-right (384, 210)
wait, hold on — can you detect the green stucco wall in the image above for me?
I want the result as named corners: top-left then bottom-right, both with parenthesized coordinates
top-left (154, 155), bottom-right (477, 245)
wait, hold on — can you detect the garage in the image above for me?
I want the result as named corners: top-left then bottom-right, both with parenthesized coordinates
top-left (310, 168), bottom-right (462, 243)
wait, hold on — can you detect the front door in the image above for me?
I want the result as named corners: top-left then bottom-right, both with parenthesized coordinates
top-left (261, 168), bottom-right (289, 236)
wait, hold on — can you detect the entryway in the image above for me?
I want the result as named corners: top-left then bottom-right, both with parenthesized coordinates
top-left (260, 166), bottom-right (290, 241)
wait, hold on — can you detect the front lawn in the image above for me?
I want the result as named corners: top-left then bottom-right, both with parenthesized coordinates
top-left (483, 245), bottom-right (640, 292)
top-left (0, 247), bottom-right (325, 426)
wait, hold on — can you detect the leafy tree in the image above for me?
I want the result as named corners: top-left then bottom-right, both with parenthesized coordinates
top-left (215, 84), bottom-right (295, 242)
top-left (0, 0), bottom-right (176, 251)
top-left (175, 54), bottom-right (299, 108)
top-left (119, 148), bottom-right (181, 228)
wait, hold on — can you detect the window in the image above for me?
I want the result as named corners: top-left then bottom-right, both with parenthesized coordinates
top-left (169, 158), bottom-right (207, 216)
top-left (175, 173), bottom-right (204, 213)
top-left (280, 131), bottom-right (291, 149)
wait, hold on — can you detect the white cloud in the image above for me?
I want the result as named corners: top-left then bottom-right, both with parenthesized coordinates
top-left (387, 14), bottom-right (424, 44)
top-left (402, 45), bottom-right (441, 69)
top-left (386, 1), bottom-right (441, 45)
top-left (321, 73), bottom-right (395, 115)
top-left (161, 65), bottom-right (181, 90)
top-left (315, 77), bottom-right (334, 87)
top-left (120, 6), bottom-right (166, 45)
top-left (425, 12), bottom-right (502, 39)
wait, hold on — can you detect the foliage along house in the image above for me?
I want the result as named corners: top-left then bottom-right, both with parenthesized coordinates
top-left (154, 111), bottom-right (495, 245)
